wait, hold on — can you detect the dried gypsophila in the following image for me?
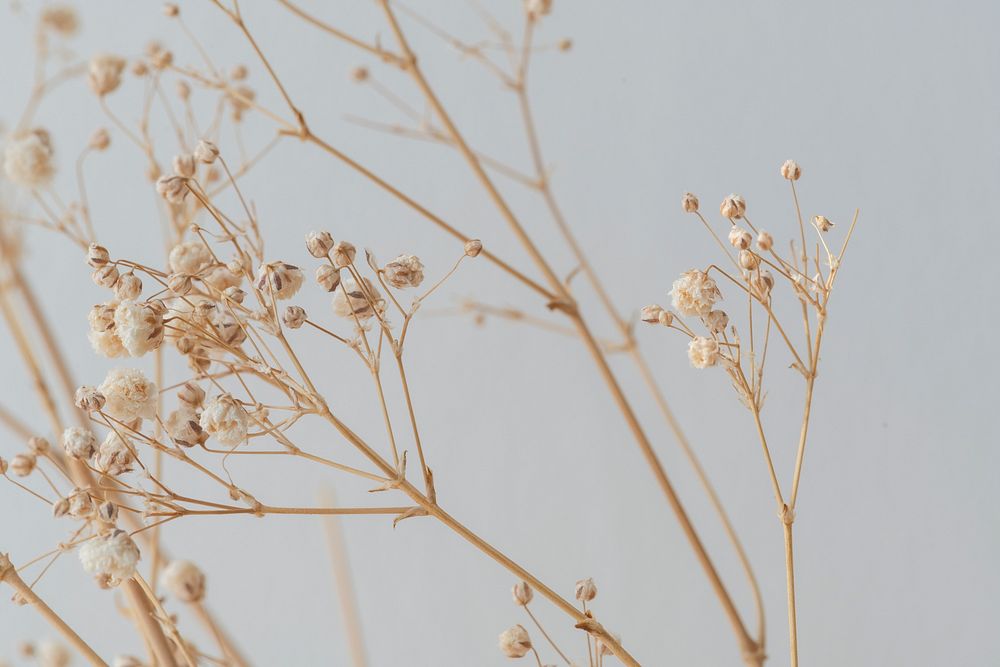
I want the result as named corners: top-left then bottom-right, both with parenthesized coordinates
top-left (498, 624), bottom-right (533, 658)
top-left (96, 432), bottom-right (135, 476)
top-left (682, 192), bottom-right (699, 213)
top-left (512, 581), bottom-right (533, 605)
top-left (165, 408), bottom-right (203, 448)
top-left (200, 394), bottom-right (249, 446)
top-left (720, 194), bottom-right (746, 220)
top-left (98, 368), bottom-right (158, 423)
top-left (169, 240), bottom-right (212, 275)
top-left (62, 426), bottom-right (97, 460)
top-left (78, 529), bottom-right (140, 585)
top-left (3, 129), bottom-right (55, 188)
top-left (688, 336), bottom-right (721, 369)
top-left (575, 577), bottom-right (597, 602)
top-left (781, 159), bottom-right (802, 181)
top-left (669, 270), bottom-right (722, 317)
top-left (382, 254), bottom-right (425, 289)
top-left (88, 54), bottom-right (126, 96)
top-left (163, 560), bottom-right (206, 602)
top-left (306, 231), bottom-right (334, 258)
top-left (255, 262), bottom-right (304, 300)
top-left (113, 301), bottom-right (164, 357)
top-left (332, 277), bottom-right (385, 321)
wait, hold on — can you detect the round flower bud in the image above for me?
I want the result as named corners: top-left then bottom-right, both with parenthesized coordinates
top-left (166, 408), bottom-right (204, 448)
top-left (752, 271), bottom-right (775, 299)
top-left (512, 581), bottom-right (533, 605)
top-left (164, 560), bottom-right (206, 602)
top-left (332, 277), bottom-right (384, 321)
top-left (62, 426), bottom-right (97, 459)
top-left (27, 436), bottom-right (50, 455)
top-left (98, 367), bottom-right (158, 423)
top-left (200, 394), bottom-right (249, 446)
top-left (524, 0), bottom-right (552, 19)
top-left (168, 273), bottom-right (193, 296)
top-left (305, 231), bottom-right (334, 258)
top-left (10, 453), bottom-right (36, 477)
top-left (720, 194), bottom-right (746, 220)
top-left (68, 488), bottom-right (94, 518)
top-left (75, 386), bottom-right (106, 412)
top-left (87, 243), bottom-right (110, 268)
top-left (163, 3), bottom-right (180, 17)
top-left (682, 192), bottom-right (699, 213)
top-left (255, 262), bottom-right (304, 300)
top-left (176, 80), bottom-right (191, 101)
top-left (79, 529), bottom-right (140, 585)
top-left (177, 381), bottom-right (205, 409)
top-left (172, 153), bottom-right (196, 178)
top-left (3, 129), bottom-right (55, 187)
top-left (670, 270), bottom-right (722, 317)
top-left (52, 497), bottom-right (70, 518)
top-left (168, 241), bottom-right (211, 274)
top-left (114, 273), bottom-right (142, 301)
top-left (688, 336), bottom-right (721, 369)
top-left (383, 254), bottom-right (425, 289)
top-left (330, 241), bottom-right (356, 269)
top-left (230, 64), bottom-right (248, 80)
top-left (283, 305), bottom-right (308, 329)
top-left (780, 159), bottom-right (801, 181)
top-left (315, 264), bottom-right (341, 292)
top-left (40, 6), bottom-right (79, 35)
top-left (464, 239), bottom-right (483, 257)
top-left (88, 54), bottom-right (126, 96)
top-left (92, 265), bottom-right (120, 289)
top-left (155, 175), bottom-right (188, 204)
top-left (640, 304), bottom-right (666, 324)
top-left (222, 286), bottom-right (246, 304)
top-left (728, 227), bottom-right (752, 250)
top-left (97, 500), bottom-right (119, 523)
top-left (738, 249), bottom-right (760, 270)
top-left (575, 577), bottom-right (597, 602)
top-left (704, 309), bottom-right (729, 333)
top-left (813, 215), bottom-right (834, 232)
top-left (498, 624), bottom-right (532, 658)
top-left (756, 231), bottom-right (774, 252)
top-left (96, 432), bottom-right (135, 476)
top-left (350, 66), bottom-right (369, 83)
top-left (194, 140), bottom-right (219, 164)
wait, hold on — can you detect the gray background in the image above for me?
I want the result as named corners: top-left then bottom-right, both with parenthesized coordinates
top-left (0, 1), bottom-right (997, 665)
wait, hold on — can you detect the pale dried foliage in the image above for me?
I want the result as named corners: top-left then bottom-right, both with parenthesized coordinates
top-left (0, 3), bottom-right (860, 667)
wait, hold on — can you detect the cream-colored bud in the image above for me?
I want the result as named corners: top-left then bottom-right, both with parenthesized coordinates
top-left (87, 243), bottom-right (110, 268)
top-left (27, 436), bottom-right (49, 455)
top-left (512, 581), bottom-right (534, 605)
top-left (163, 3), bottom-right (179, 17)
top-left (350, 66), bottom-right (369, 83)
top-left (194, 140), bottom-right (219, 164)
top-left (164, 560), bottom-right (206, 602)
top-left (230, 64), bottom-right (248, 80)
top-left (176, 80), bottom-right (191, 101)
top-left (739, 249), bottom-right (760, 270)
top-left (10, 453), bottom-right (36, 477)
top-left (464, 239), bottom-right (483, 257)
top-left (330, 241), bottom-right (356, 269)
top-left (640, 304), bottom-right (665, 324)
top-left (114, 273), bottom-right (142, 301)
top-left (173, 153), bottom-right (196, 178)
top-left (688, 336), bottom-right (721, 368)
top-left (88, 54), bottom-right (126, 96)
top-left (306, 231), bottom-right (334, 258)
top-left (156, 175), bottom-right (188, 204)
top-left (498, 624), bottom-right (532, 658)
top-left (282, 305), bottom-right (307, 329)
top-left (383, 254), bottom-right (425, 289)
top-left (720, 194), bottom-right (746, 220)
top-left (756, 231), bottom-right (773, 252)
top-left (728, 227), bottom-right (752, 250)
top-left (168, 273), bottom-right (193, 295)
top-left (222, 286), bottom-right (246, 304)
top-left (53, 498), bottom-right (70, 518)
top-left (524, 0), bottom-right (552, 19)
top-left (575, 577), bottom-right (597, 602)
top-left (75, 386), bottom-right (106, 412)
top-left (705, 309), bottom-right (729, 333)
top-left (315, 264), bottom-right (341, 292)
top-left (62, 427), bottom-right (96, 459)
top-left (98, 500), bottom-right (118, 523)
top-left (780, 159), bottom-right (801, 181)
top-left (682, 192), bottom-right (699, 213)
top-left (89, 128), bottom-right (111, 151)
top-left (177, 381), bottom-right (205, 409)
top-left (813, 215), bottom-right (834, 232)
top-left (92, 265), bottom-right (120, 289)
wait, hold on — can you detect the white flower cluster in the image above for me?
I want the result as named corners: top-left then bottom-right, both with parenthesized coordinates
top-left (78, 530), bottom-right (140, 585)
top-left (669, 270), bottom-right (722, 316)
top-left (3, 129), bottom-right (55, 187)
top-left (97, 368), bottom-right (158, 422)
top-left (199, 394), bottom-right (249, 446)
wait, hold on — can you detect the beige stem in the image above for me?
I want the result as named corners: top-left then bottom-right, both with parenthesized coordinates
top-left (123, 578), bottom-right (180, 667)
top-left (783, 521), bottom-right (798, 667)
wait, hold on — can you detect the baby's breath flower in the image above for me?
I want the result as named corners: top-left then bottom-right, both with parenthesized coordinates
top-left (739, 249), bottom-right (760, 270)
top-left (113, 301), bottom-right (163, 357)
top-left (728, 227), bottom-right (752, 250)
top-left (524, 0), bottom-right (552, 19)
top-left (176, 80), bottom-right (191, 101)
top-left (230, 64), bottom-right (248, 80)
top-left (98, 368), bottom-right (158, 422)
top-left (222, 286), bottom-right (246, 304)
top-left (498, 624), bottom-right (532, 658)
top-left (169, 241), bottom-right (212, 275)
top-left (114, 273), bottom-right (142, 301)
top-left (89, 128), bottom-right (111, 151)
top-left (74, 386), bottom-right (106, 412)
top-left (464, 239), bottom-right (483, 257)
top-left (3, 129), bottom-right (55, 187)
top-left (330, 241), bottom-right (357, 269)
top-left (194, 139), bottom-right (219, 164)
top-left (813, 215), bottom-right (834, 232)
top-left (163, 3), bottom-right (180, 17)
top-left (227, 85), bottom-right (256, 121)
top-left (669, 270), bottom-right (721, 316)
top-left (87, 243), bottom-right (110, 268)
top-left (62, 426), bottom-right (97, 461)
top-left (751, 270), bottom-right (775, 299)
top-left (92, 264), bottom-right (120, 289)
top-left (575, 577), bottom-right (597, 602)
top-left (756, 230), bottom-right (773, 252)
top-left (165, 408), bottom-right (203, 447)
top-left (40, 6), bottom-right (79, 35)
top-left (203, 264), bottom-right (243, 292)
top-left (88, 54), bottom-right (126, 96)
top-left (96, 432), bottom-right (135, 476)
top-left (255, 262), bottom-right (304, 300)
top-left (79, 529), bottom-right (140, 585)
top-left (27, 436), bottom-right (50, 455)
top-left (704, 309), bottom-right (729, 333)
top-left (781, 159), bottom-right (801, 181)
top-left (168, 273), bottom-right (193, 296)
top-left (682, 192), bottom-right (699, 213)
top-left (10, 453), bottom-right (36, 477)
top-left (36, 640), bottom-right (70, 667)
top-left (89, 328), bottom-right (126, 358)
top-left (315, 264), bottom-right (341, 292)
top-left (640, 304), bottom-right (666, 324)
top-left (178, 382), bottom-right (205, 409)
top-left (688, 336), bottom-right (720, 369)
top-left (172, 153), bottom-right (196, 178)
top-left (332, 277), bottom-right (384, 321)
top-left (156, 175), bottom-right (188, 204)
top-left (512, 581), bottom-right (533, 605)
top-left (383, 254), bottom-right (425, 289)
top-left (350, 66), bottom-right (369, 83)
top-left (200, 394), bottom-right (248, 446)
top-left (164, 560), bottom-right (206, 602)
top-left (306, 231), bottom-right (334, 258)
top-left (283, 305), bottom-right (307, 329)
top-left (720, 194), bottom-right (746, 220)
top-left (68, 489), bottom-right (94, 518)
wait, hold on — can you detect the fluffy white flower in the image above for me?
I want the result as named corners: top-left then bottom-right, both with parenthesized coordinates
top-left (62, 426), bottom-right (97, 460)
top-left (163, 560), bottom-right (206, 602)
top-left (168, 241), bottom-right (212, 275)
top-left (199, 394), bottom-right (248, 446)
top-left (383, 254), bottom-right (425, 289)
top-left (88, 53), bottom-right (126, 96)
top-left (669, 270), bottom-right (721, 317)
top-left (98, 368), bottom-right (158, 422)
top-left (688, 336), bottom-right (721, 369)
top-left (165, 408), bottom-right (203, 447)
top-left (202, 263), bottom-right (243, 291)
top-left (79, 529), bottom-right (140, 584)
top-left (255, 262), bottom-right (304, 300)
top-left (89, 329), bottom-right (127, 358)
top-left (114, 301), bottom-right (163, 357)
top-left (96, 432), bottom-right (135, 476)
top-left (332, 277), bottom-right (384, 320)
top-left (3, 130), bottom-right (55, 187)
top-left (498, 624), bottom-right (532, 658)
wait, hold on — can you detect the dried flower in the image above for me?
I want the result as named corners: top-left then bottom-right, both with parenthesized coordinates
top-left (163, 3), bottom-right (180, 17)
top-left (255, 262), bottom-right (304, 300)
top-left (524, 0), bottom-right (552, 19)
top-left (75, 386), bottom-right (106, 412)
top-left (498, 624), bottom-right (532, 658)
top-left (172, 153), bottom-right (196, 178)
top-left (738, 249), bottom-right (760, 270)
top-left (682, 192), bottom-right (699, 213)
top-left (227, 85), bottom-right (255, 121)
top-left (156, 175), bottom-right (188, 204)
top-left (79, 529), bottom-right (140, 585)
top-left (781, 159), bottom-right (801, 181)
top-left (194, 140), bottom-right (219, 164)
top-left (10, 453), bottom-right (36, 477)
top-left (87, 243), bottom-right (110, 268)
top-left (168, 273), bottom-right (193, 295)
top-left (96, 432), bottom-right (135, 476)
top-left (98, 368), bottom-right (158, 422)
top-left (720, 194), bottom-right (746, 220)
top-left (230, 64), bottom-right (248, 80)
top-left (640, 304), bottom-right (666, 324)
top-left (222, 286), bottom-right (246, 305)
top-left (164, 560), bottom-right (206, 602)
top-left (169, 241), bottom-right (212, 275)
top-left (813, 215), bottom-right (834, 232)
top-left (176, 80), bottom-right (191, 101)
top-left (98, 500), bottom-right (119, 523)
top-left (178, 382), bottom-right (205, 408)
top-left (27, 436), bottom-right (50, 455)
top-left (92, 264), bottom-right (120, 289)
top-left (3, 129), bottom-right (55, 187)
top-left (728, 227), bottom-right (752, 250)
top-left (350, 66), bottom-right (369, 83)
top-left (114, 301), bottom-right (164, 357)
top-left (36, 641), bottom-right (70, 667)
top-left (40, 6), bottom-right (79, 35)
top-left (283, 305), bottom-right (307, 329)
top-left (688, 336), bottom-right (720, 368)
top-left (330, 241), bottom-right (357, 269)
top-left (512, 581), bottom-right (533, 605)
top-left (757, 231), bottom-right (773, 252)
top-left (705, 309), bottom-right (729, 333)
top-left (575, 577), bottom-right (597, 602)
top-left (464, 239), bottom-right (483, 257)
top-left (63, 426), bottom-right (98, 459)
top-left (751, 270), bottom-right (775, 299)
top-left (315, 264), bottom-right (341, 292)
top-left (306, 231), bottom-right (334, 258)
top-left (383, 254), bottom-right (425, 289)
top-left (88, 54), bottom-right (126, 96)
top-left (332, 277), bottom-right (384, 321)
top-left (89, 127), bottom-right (111, 151)
top-left (68, 488), bottom-right (94, 518)
top-left (166, 408), bottom-right (203, 447)
top-left (669, 270), bottom-right (721, 316)
top-left (203, 264), bottom-right (243, 292)
top-left (200, 394), bottom-right (248, 446)
top-left (114, 273), bottom-right (142, 301)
